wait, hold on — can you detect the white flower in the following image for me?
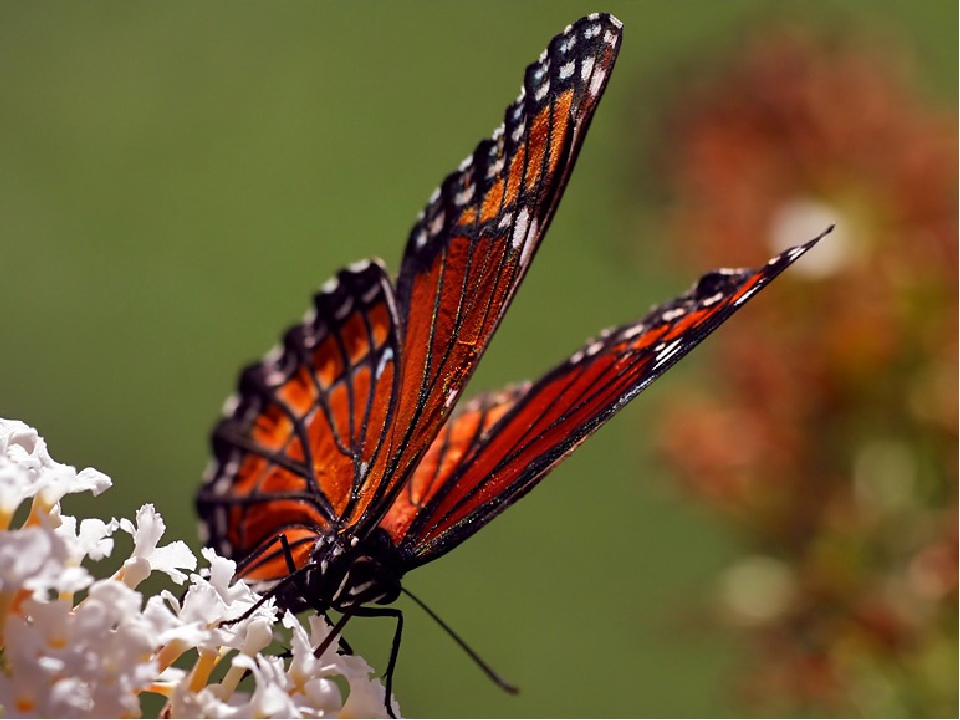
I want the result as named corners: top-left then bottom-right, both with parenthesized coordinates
top-left (289, 613), bottom-right (399, 718)
top-left (118, 504), bottom-right (197, 587)
top-left (0, 518), bottom-right (91, 598)
top-left (0, 420), bottom-right (44, 520)
top-left (56, 515), bottom-right (117, 562)
top-left (202, 547), bottom-right (258, 607)
top-left (0, 419), bottom-right (110, 522)
top-left (237, 654), bottom-right (301, 718)
top-left (0, 418), bottom-right (403, 718)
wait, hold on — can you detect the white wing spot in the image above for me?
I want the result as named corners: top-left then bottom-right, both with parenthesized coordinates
top-left (375, 346), bottom-right (393, 379)
top-left (655, 338), bottom-right (682, 366)
top-left (520, 217), bottom-right (539, 268)
top-left (580, 56), bottom-right (595, 82)
top-left (348, 259), bottom-right (371, 273)
top-left (302, 319), bottom-right (320, 345)
top-left (210, 472), bottom-right (232, 495)
top-left (333, 296), bottom-right (353, 321)
top-left (604, 28), bottom-right (618, 48)
top-left (221, 394), bottom-right (239, 416)
top-left (225, 452), bottom-right (240, 473)
top-left (511, 208), bottom-right (530, 250)
top-left (455, 185), bottom-right (475, 206)
top-left (535, 81), bottom-right (550, 102)
top-left (622, 324), bottom-right (648, 339)
top-left (734, 285), bottom-right (760, 306)
top-left (414, 229), bottom-right (428, 248)
top-left (512, 123), bottom-right (524, 143)
top-left (560, 61), bottom-right (575, 80)
top-left (360, 281), bottom-right (380, 304)
top-left (589, 68), bottom-right (607, 97)
top-left (458, 155), bottom-right (472, 172)
top-left (264, 344), bottom-right (283, 365)
top-left (263, 345), bottom-right (285, 385)
top-left (321, 276), bottom-right (338, 293)
top-left (585, 23), bottom-right (601, 39)
top-left (661, 307), bottom-right (686, 321)
top-left (429, 212), bottom-right (445, 235)
top-left (220, 455), bottom-right (239, 484)
top-left (702, 292), bottom-right (724, 307)
top-left (498, 211), bottom-right (514, 229)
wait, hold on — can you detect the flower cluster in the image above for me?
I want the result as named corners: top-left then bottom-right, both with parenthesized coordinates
top-left (0, 418), bottom-right (399, 718)
top-left (628, 23), bottom-right (957, 716)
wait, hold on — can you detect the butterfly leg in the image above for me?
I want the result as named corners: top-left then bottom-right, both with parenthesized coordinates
top-left (273, 534), bottom-right (354, 655)
top-left (350, 605), bottom-right (403, 719)
top-left (322, 611), bottom-right (354, 655)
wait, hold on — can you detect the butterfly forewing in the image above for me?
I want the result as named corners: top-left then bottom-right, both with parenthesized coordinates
top-left (197, 260), bottom-right (401, 583)
top-left (388, 231), bottom-right (831, 566)
top-left (375, 15), bottom-right (623, 531)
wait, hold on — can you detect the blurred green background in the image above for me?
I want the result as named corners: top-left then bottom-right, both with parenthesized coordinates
top-left (0, 2), bottom-right (954, 717)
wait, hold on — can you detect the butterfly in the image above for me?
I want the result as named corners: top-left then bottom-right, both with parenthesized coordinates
top-left (196, 12), bottom-right (830, 715)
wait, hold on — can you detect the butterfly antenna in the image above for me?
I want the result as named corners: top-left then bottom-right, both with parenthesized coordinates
top-left (401, 586), bottom-right (519, 694)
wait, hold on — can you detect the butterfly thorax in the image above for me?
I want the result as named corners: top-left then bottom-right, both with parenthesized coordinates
top-left (285, 529), bottom-right (404, 613)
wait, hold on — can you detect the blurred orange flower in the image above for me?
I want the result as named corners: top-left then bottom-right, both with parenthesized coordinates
top-left (638, 24), bottom-right (957, 716)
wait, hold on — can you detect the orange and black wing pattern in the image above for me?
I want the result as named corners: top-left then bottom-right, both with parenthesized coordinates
top-left (379, 385), bottom-right (527, 543)
top-left (196, 261), bottom-right (401, 586)
top-left (385, 230), bottom-right (832, 567)
top-left (377, 15), bottom-right (623, 531)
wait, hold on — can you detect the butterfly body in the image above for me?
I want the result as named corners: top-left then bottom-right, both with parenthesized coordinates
top-left (284, 530), bottom-right (403, 613)
top-left (196, 12), bottom-right (830, 714)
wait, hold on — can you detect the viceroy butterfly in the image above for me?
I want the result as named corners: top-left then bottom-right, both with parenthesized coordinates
top-left (196, 13), bottom-right (831, 715)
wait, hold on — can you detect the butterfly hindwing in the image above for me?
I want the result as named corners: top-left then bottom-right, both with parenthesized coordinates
top-left (375, 15), bottom-right (624, 531)
top-left (380, 385), bottom-right (528, 543)
top-left (196, 260), bottom-right (401, 585)
top-left (387, 231), bottom-right (830, 566)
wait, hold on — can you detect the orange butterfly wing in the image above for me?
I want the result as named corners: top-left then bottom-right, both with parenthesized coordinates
top-left (196, 261), bottom-right (401, 585)
top-left (379, 385), bottom-right (526, 543)
top-left (373, 16), bottom-right (623, 532)
top-left (382, 232), bottom-right (830, 566)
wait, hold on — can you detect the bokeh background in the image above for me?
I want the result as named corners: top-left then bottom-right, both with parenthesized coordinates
top-left (1, 2), bottom-right (955, 717)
